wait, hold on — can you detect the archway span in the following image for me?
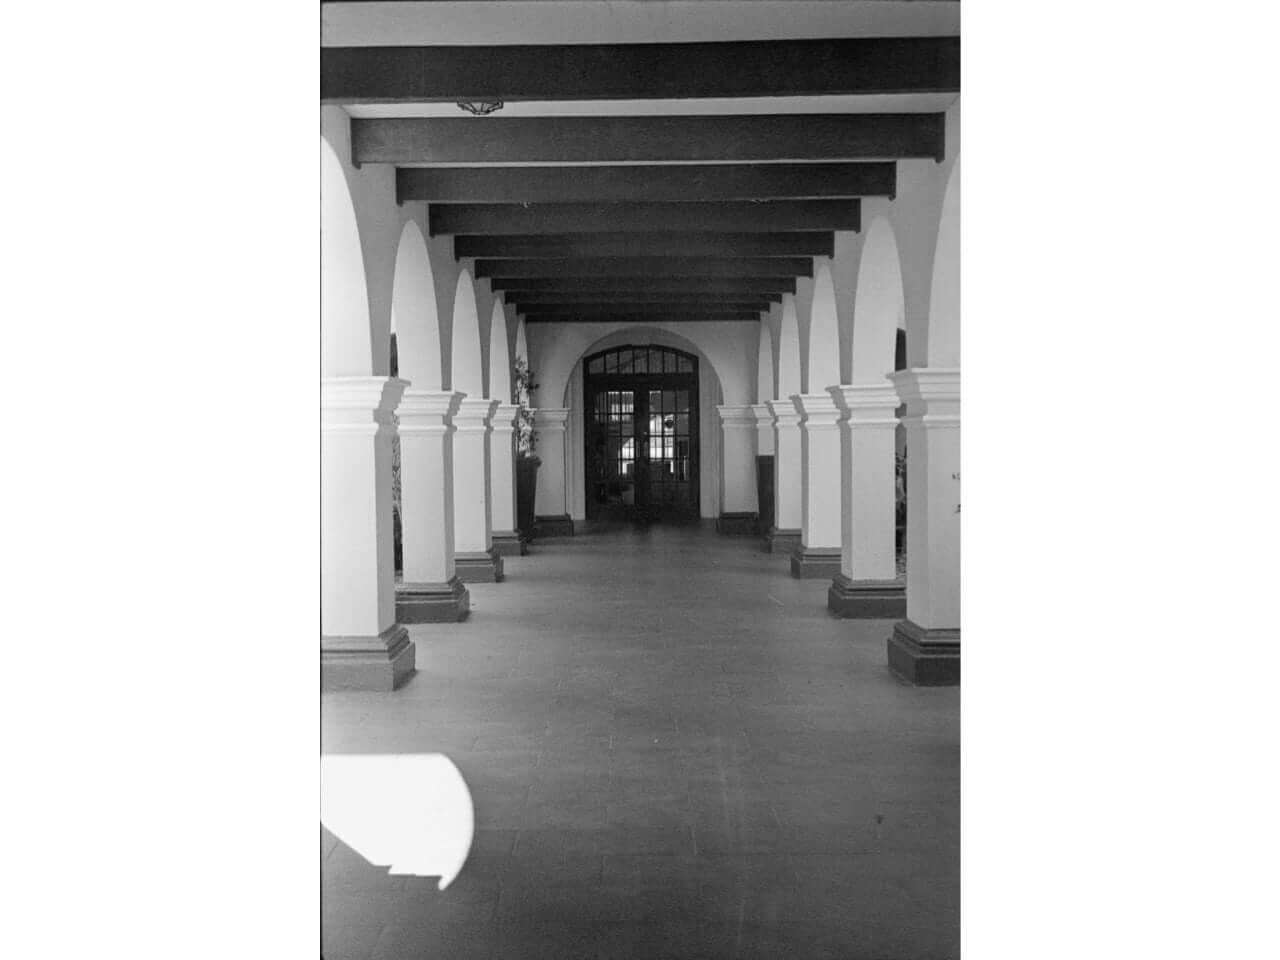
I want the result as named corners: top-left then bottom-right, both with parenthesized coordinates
top-left (321, 136), bottom-right (372, 377)
top-left (851, 216), bottom-right (906, 384)
top-left (927, 156), bottom-right (960, 368)
top-left (450, 269), bottom-right (483, 397)
top-left (756, 318), bottom-right (775, 403)
top-left (390, 221), bottom-right (442, 390)
top-left (560, 325), bottom-right (725, 408)
top-left (807, 259), bottom-right (839, 393)
top-left (777, 295), bottom-right (801, 400)
top-left (487, 300), bottom-right (512, 402)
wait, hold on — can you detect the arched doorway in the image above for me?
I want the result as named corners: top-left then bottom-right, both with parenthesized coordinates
top-left (583, 344), bottom-right (700, 524)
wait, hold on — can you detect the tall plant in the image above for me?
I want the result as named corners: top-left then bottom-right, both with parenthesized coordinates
top-left (513, 356), bottom-right (540, 464)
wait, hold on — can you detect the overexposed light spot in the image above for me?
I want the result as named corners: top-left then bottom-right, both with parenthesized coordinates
top-left (321, 753), bottom-right (474, 890)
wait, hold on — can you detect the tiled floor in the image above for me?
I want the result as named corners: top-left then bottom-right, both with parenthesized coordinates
top-left (322, 525), bottom-right (959, 960)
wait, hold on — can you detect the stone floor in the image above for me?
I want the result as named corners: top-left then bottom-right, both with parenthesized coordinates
top-left (322, 525), bottom-right (959, 960)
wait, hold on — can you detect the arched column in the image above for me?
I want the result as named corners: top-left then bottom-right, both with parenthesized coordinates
top-left (390, 221), bottom-right (469, 623)
top-left (889, 157), bottom-right (961, 685)
top-left (765, 295), bottom-right (803, 555)
top-left (828, 219), bottom-right (907, 619)
top-left (532, 407), bottom-right (573, 535)
top-left (320, 137), bottom-right (413, 690)
top-left (791, 259), bottom-right (843, 579)
top-left (486, 299), bottom-right (521, 556)
top-left (450, 269), bottom-right (503, 582)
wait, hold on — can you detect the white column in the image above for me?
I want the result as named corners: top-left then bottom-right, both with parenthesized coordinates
top-left (791, 392), bottom-right (843, 578)
top-left (767, 399), bottom-right (803, 554)
top-left (451, 397), bottom-right (503, 582)
top-left (827, 383), bottom-right (905, 618)
top-left (396, 389), bottom-right (469, 622)
top-left (751, 403), bottom-right (775, 456)
top-left (716, 404), bottom-right (758, 533)
top-left (321, 377), bottom-right (414, 691)
top-left (532, 407), bottom-right (571, 532)
top-left (488, 402), bottom-right (520, 554)
top-left (888, 368), bottom-right (960, 684)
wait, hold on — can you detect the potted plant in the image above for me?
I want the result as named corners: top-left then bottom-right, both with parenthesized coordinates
top-left (513, 357), bottom-right (541, 548)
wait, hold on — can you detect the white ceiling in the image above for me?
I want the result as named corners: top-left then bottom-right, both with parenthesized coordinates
top-left (323, 1), bottom-right (960, 47)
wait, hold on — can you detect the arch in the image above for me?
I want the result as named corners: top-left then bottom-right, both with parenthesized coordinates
top-left (560, 326), bottom-right (726, 409)
top-left (487, 299), bottom-right (512, 402)
top-left (927, 156), bottom-right (960, 368)
top-left (777, 294), bottom-right (802, 400)
top-left (807, 259), bottom-right (839, 392)
top-left (514, 316), bottom-right (529, 365)
top-left (450, 268), bottom-right (483, 396)
top-left (390, 221), bottom-right (442, 389)
top-left (320, 137), bottom-right (372, 376)
top-left (850, 215), bottom-right (907, 384)
top-left (756, 318), bottom-right (775, 403)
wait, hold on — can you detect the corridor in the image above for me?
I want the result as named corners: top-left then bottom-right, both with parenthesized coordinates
top-left (322, 527), bottom-right (959, 959)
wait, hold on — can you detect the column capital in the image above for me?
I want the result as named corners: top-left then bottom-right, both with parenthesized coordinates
top-left (716, 403), bottom-right (756, 428)
top-left (321, 377), bottom-right (408, 430)
top-left (890, 368), bottom-right (960, 423)
top-left (791, 393), bottom-right (842, 427)
top-left (749, 403), bottom-right (773, 426)
top-left (766, 399), bottom-right (801, 426)
top-left (399, 388), bottom-right (462, 422)
top-left (533, 407), bottom-right (570, 431)
top-left (489, 401), bottom-right (519, 431)
top-left (829, 382), bottom-right (899, 425)
top-left (452, 397), bottom-right (500, 430)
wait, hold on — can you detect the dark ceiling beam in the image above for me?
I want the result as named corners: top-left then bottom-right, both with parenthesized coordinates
top-left (502, 290), bottom-right (783, 305)
top-left (475, 257), bottom-right (813, 280)
top-left (513, 302), bottom-right (771, 316)
top-left (323, 37), bottom-right (959, 103)
top-left (523, 312), bottom-right (762, 325)
top-left (397, 163), bottom-right (896, 204)
top-left (456, 232), bottom-right (833, 260)
top-left (490, 276), bottom-right (795, 295)
top-left (353, 114), bottom-right (945, 165)
top-left (432, 201), bottom-right (856, 236)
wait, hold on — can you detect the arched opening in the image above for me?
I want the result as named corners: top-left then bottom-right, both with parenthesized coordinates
top-left (807, 259), bottom-right (840, 394)
top-left (582, 344), bottom-right (700, 525)
top-left (777, 295), bottom-right (801, 400)
top-left (450, 269), bottom-right (483, 397)
top-left (487, 300), bottom-right (511, 402)
top-left (320, 137), bottom-right (372, 376)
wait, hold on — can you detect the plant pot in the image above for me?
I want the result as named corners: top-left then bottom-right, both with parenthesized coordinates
top-left (516, 457), bottom-right (540, 543)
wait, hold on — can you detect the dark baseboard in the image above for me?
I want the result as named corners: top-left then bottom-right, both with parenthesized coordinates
top-left (716, 512), bottom-right (759, 535)
top-left (321, 625), bottom-right (415, 692)
top-left (455, 548), bottom-right (505, 583)
top-left (764, 526), bottom-right (802, 555)
top-left (491, 531), bottom-right (523, 557)
top-left (827, 574), bottom-right (906, 619)
top-left (790, 545), bottom-right (842, 579)
top-left (395, 576), bottom-right (470, 623)
top-left (887, 618), bottom-right (960, 686)
top-left (534, 514), bottom-right (576, 537)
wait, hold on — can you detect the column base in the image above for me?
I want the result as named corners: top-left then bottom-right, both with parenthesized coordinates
top-left (887, 619), bottom-right (960, 686)
top-left (790, 545), bottom-right (842, 579)
top-left (764, 526), bottom-right (802, 555)
top-left (455, 548), bottom-right (504, 583)
top-left (321, 625), bottom-right (415, 692)
top-left (491, 530), bottom-right (524, 557)
top-left (827, 575), bottom-right (906, 619)
top-left (716, 512), bottom-right (759, 535)
top-left (395, 576), bottom-right (470, 623)
top-left (534, 514), bottom-right (575, 537)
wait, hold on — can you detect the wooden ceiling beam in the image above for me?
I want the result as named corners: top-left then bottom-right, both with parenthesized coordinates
top-left (475, 258), bottom-right (813, 280)
top-left (397, 163), bottom-right (896, 204)
top-left (510, 302), bottom-right (772, 316)
top-left (523, 312), bottom-right (763, 324)
top-left (501, 290), bottom-right (783, 305)
top-left (490, 277), bottom-right (795, 295)
top-left (353, 114), bottom-right (944, 165)
top-left (323, 37), bottom-right (959, 103)
top-left (433, 201), bottom-right (855, 236)
top-left (456, 232), bottom-right (834, 259)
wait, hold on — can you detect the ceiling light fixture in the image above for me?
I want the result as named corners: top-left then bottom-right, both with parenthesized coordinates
top-left (456, 100), bottom-right (504, 116)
